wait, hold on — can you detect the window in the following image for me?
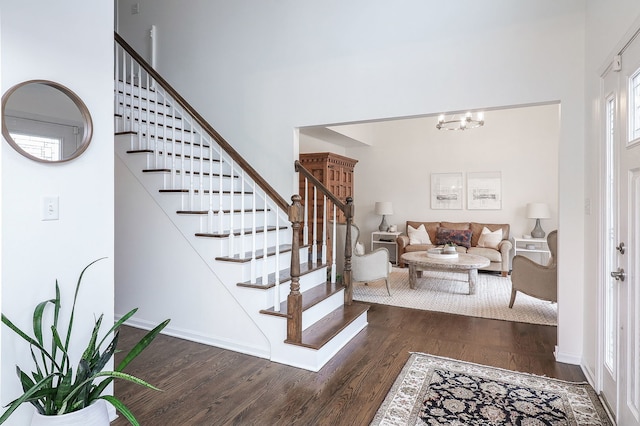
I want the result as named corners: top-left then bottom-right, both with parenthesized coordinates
top-left (10, 133), bottom-right (61, 162)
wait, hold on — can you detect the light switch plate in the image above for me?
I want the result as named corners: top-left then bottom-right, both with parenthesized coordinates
top-left (42, 196), bottom-right (59, 221)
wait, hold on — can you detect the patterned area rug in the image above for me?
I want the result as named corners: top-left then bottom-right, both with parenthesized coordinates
top-left (353, 268), bottom-right (557, 326)
top-left (372, 353), bottom-right (612, 426)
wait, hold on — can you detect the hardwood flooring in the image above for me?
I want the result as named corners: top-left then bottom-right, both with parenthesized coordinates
top-left (113, 302), bottom-right (583, 425)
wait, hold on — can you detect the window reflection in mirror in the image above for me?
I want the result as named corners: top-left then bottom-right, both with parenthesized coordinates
top-left (2, 80), bottom-right (92, 163)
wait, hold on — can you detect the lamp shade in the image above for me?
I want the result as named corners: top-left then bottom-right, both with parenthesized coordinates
top-left (374, 201), bottom-right (393, 216)
top-left (526, 203), bottom-right (551, 219)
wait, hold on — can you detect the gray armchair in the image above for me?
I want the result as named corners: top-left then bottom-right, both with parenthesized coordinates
top-left (335, 223), bottom-right (392, 295)
top-left (509, 230), bottom-right (557, 308)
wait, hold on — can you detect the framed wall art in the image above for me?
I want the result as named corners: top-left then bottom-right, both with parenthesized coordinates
top-left (431, 172), bottom-right (463, 209)
top-left (467, 171), bottom-right (501, 210)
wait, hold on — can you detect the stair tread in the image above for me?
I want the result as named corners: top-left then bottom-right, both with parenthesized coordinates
top-left (237, 261), bottom-right (325, 289)
top-left (196, 225), bottom-right (287, 239)
top-left (286, 302), bottom-right (369, 350)
top-left (215, 244), bottom-right (291, 263)
top-left (260, 281), bottom-right (345, 317)
top-left (127, 149), bottom-right (216, 162)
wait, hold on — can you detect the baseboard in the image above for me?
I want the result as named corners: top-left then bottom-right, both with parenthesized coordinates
top-left (117, 314), bottom-right (271, 360)
top-left (580, 362), bottom-right (597, 388)
top-left (554, 345), bottom-right (581, 365)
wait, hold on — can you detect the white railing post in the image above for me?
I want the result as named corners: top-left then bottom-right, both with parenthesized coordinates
top-left (321, 194), bottom-right (327, 265)
top-left (262, 192), bottom-right (269, 286)
top-left (250, 182), bottom-right (257, 284)
top-left (312, 187), bottom-right (317, 264)
top-left (303, 178), bottom-right (308, 246)
top-left (331, 205), bottom-right (337, 283)
top-left (228, 159), bottom-right (235, 257)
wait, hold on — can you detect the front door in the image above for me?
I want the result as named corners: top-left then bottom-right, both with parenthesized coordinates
top-left (603, 30), bottom-right (640, 425)
top-left (617, 33), bottom-right (640, 425)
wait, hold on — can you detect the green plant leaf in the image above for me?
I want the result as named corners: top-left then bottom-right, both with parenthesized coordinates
top-left (53, 367), bottom-right (73, 414)
top-left (0, 372), bottom-right (57, 423)
top-left (96, 308), bottom-right (138, 350)
top-left (64, 258), bottom-right (107, 352)
top-left (33, 299), bottom-right (55, 346)
top-left (100, 395), bottom-right (140, 426)
top-left (116, 319), bottom-right (170, 372)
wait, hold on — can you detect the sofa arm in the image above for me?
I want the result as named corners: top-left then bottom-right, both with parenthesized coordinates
top-left (397, 235), bottom-right (409, 267)
top-left (498, 239), bottom-right (513, 275)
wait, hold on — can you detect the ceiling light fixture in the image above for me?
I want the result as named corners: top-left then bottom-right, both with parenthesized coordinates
top-left (436, 112), bottom-right (484, 131)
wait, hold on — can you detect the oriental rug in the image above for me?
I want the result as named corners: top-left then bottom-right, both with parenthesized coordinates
top-left (353, 268), bottom-right (557, 326)
top-left (371, 353), bottom-right (611, 426)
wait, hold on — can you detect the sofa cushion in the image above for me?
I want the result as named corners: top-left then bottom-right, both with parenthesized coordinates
top-left (467, 246), bottom-right (502, 262)
top-left (470, 222), bottom-right (509, 247)
top-left (406, 221), bottom-right (440, 245)
top-left (405, 244), bottom-right (434, 253)
top-left (435, 227), bottom-right (473, 248)
top-left (407, 224), bottom-right (432, 245)
top-left (477, 227), bottom-right (502, 249)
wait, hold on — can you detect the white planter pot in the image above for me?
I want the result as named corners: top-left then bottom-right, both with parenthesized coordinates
top-left (31, 399), bottom-right (110, 426)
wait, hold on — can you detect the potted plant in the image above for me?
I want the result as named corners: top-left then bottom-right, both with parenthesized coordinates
top-left (0, 258), bottom-right (170, 425)
top-left (443, 242), bottom-right (457, 254)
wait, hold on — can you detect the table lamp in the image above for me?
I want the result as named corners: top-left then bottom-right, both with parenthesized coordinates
top-left (526, 202), bottom-right (551, 238)
top-left (375, 201), bottom-right (393, 231)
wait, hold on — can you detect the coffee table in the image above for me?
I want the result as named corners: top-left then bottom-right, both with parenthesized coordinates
top-left (400, 252), bottom-right (490, 295)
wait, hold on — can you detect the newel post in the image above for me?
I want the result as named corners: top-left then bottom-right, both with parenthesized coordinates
top-left (343, 197), bottom-right (354, 305)
top-left (286, 194), bottom-right (303, 344)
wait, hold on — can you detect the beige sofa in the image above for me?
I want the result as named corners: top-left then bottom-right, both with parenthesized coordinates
top-left (396, 221), bottom-right (512, 276)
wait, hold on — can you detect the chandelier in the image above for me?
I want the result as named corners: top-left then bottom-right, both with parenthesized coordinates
top-left (436, 112), bottom-right (484, 131)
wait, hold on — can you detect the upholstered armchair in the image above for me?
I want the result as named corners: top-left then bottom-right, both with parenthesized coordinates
top-left (509, 230), bottom-right (557, 308)
top-left (335, 223), bottom-right (392, 295)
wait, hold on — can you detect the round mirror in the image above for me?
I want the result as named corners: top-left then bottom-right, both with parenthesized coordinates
top-left (1, 80), bottom-right (93, 163)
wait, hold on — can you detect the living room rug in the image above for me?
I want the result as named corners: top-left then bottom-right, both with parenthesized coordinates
top-left (352, 268), bottom-right (557, 326)
top-left (372, 353), bottom-right (612, 426)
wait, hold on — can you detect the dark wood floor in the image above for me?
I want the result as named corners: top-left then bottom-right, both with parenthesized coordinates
top-left (113, 302), bottom-right (583, 426)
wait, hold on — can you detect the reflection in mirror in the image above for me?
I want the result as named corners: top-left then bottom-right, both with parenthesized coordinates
top-left (2, 80), bottom-right (93, 163)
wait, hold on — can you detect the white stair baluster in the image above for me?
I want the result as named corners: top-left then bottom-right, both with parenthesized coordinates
top-left (303, 178), bottom-right (308, 246)
top-left (321, 194), bottom-right (327, 265)
top-left (250, 182), bottom-right (256, 284)
top-left (228, 159), bottom-right (235, 257)
top-left (331, 205), bottom-right (337, 283)
top-left (262, 192), bottom-right (268, 286)
top-left (240, 169), bottom-right (246, 259)
top-left (218, 152), bottom-right (224, 234)
top-left (312, 187), bottom-right (317, 264)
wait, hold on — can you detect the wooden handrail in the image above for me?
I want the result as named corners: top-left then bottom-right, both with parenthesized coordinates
top-left (115, 32), bottom-right (289, 212)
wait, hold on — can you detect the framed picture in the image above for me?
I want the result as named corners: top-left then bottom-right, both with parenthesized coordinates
top-left (431, 172), bottom-right (463, 209)
top-left (467, 172), bottom-right (501, 210)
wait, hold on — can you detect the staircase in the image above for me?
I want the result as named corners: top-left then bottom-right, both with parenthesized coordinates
top-left (114, 33), bottom-right (368, 371)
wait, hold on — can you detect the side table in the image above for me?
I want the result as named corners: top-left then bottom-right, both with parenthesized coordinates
top-left (511, 236), bottom-right (551, 265)
top-left (371, 231), bottom-right (402, 265)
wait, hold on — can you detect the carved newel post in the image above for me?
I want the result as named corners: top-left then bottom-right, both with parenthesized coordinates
top-left (286, 194), bottom-right (303, 344)
top-left (343, 197), bottom-right (354, 305)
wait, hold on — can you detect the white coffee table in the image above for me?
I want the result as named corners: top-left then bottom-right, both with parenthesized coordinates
top-left (400, 252), bottom-right (490, 295)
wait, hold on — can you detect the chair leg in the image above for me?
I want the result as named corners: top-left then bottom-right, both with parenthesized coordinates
top-left (384, 278), bottom-right (391, 296)
top-left (508, 289), bottom-right (517, 308)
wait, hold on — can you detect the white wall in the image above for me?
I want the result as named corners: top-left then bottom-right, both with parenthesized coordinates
top-left (0, 1), bottom-right (113, 424)
top-left (583, 2), bottom-right (640, 385)
top-left (117, 0), bottom-right (586, 362)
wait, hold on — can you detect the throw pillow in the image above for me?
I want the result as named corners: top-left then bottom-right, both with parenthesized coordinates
top-left (355, 242), bottom-right (365, 255)
top-left (435, 227), bottom-right (473, 248)
top-left (477, 226), bottom-right (502, 249)
top-left (408, 224), bottom-right (432, 245)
